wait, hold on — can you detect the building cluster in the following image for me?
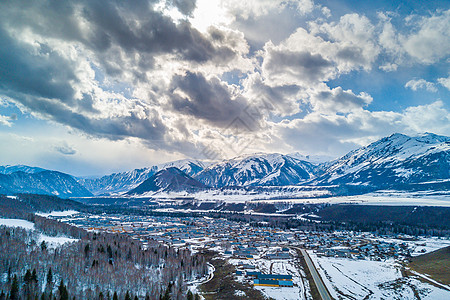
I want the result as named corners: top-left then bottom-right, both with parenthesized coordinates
top-left (295, 232), bottom-right (412, 261)
top-left (54, 212), bottom-right (418, 265)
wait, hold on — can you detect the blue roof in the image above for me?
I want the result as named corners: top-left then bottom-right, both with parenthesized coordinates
top-left (258, 274), bottom-right (292, 280)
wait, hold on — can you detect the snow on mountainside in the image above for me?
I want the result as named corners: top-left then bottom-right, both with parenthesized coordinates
top-left (288, 153), bottom-right (334, 164)
top-left (127, 167), bottom-right (207, 195)
top-left (314, 132), bottom-right (450, 189)
top-left (78, 159), bottom-right (206, 195)
top-left (195, 153), bottom-right (316, 188)
top-left (0, 170), bottom-right (93, 198)
top-left (0, 165), bottom-right (47, 174)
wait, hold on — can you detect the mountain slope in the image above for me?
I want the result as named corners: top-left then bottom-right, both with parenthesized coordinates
top-left (127, 167), bottom-right (207, 194)
top-left (78, 159), bottom-right (206, 195)
top-left (0, 171), bottom-right (93, 198)
top-left (195, 153), bottom-right (316, 188)
top-left (0, 165), bottom-right (47, 174)
top-left (313, 133), bottom-right (450, 189)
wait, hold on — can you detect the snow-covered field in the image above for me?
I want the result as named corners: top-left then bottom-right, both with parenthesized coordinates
top-left (0, 218), bottom-right (35, 230)
top-left (134, 188), bottom-right (450, 207)
top-left (308, 251), bottom-right (450, 299)
top-left (36, 210), bottom-right (80, 217)
top-left (0, 217), bottom-right (78, 248)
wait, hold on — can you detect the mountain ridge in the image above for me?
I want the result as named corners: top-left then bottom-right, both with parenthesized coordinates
top-left (1, 132), bottom-right (449, 198)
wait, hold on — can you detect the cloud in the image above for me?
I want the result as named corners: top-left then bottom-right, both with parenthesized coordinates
top-left (221, 0), bottom-right (315, 21)
top-left (309, 86), bottom-right (373, 113)
top-left (168, 71), bottom-right (256, 128)
top-left (405, 79), bottom-right (437, 92)
top-left (400, 10), bottom-right (450, 64)
top-left (169, 0), bottom-right (197, 16)
top-left (309, 13), bottom-right (380, 71)
top-left (0, 115), bottom-right (13, 127)
top-left (261, 42), bottom-right (334, 86)
top-left (54, 142), bottom-right (77, 155)
top-left (438, 75), bottom-right (450, 91)
top-left (273, 100), bottom-right (450, 156)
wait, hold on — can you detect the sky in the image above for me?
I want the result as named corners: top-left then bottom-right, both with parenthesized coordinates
top-left (0, 0), bottom-right (449, 176)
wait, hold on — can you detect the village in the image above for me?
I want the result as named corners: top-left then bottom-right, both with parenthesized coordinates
top-left (45, 210), bottom-right (442, 294)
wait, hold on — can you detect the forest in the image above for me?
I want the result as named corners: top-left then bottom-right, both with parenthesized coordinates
top-left (0, 195), bottom-right (206, 299)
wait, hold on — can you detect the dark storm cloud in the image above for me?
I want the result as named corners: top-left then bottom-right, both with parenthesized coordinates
top-left (169, 0), bottom-right (197, 16)
top-left (0, 0), bottom-right (243, 146)
top-left (0, 0), bottom-right (237, 73)
top-left (0, 28), bottom-right (76, 103)
top-left (169, 72), bottom-right (255, 128)
top-left (336, 46), bottom-right (366, 65)
top-left (313, 87), bottom-right (372, 112)
top-left (6, 91), bottom-right (167, 143)
top-left (263, 49), bottom-right (333, 84)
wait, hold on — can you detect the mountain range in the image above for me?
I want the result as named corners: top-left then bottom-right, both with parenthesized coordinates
top-left (0, 132), bottom-right (448, 198)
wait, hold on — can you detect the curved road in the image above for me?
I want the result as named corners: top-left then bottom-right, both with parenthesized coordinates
top-left (295, 247), bottom-right (333, 300)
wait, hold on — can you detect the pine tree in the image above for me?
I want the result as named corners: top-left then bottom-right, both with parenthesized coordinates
top-left (0, 290), bottom-right (5, 300)
top-left (112, 292), bottom-right (118, 300)
top-left (84, 244), bottom-right (90, 257)
top-left (24, 269), bottom-right (32, 284)
top-left (124, 291), bottom-right (131, 300)
top-left (187, 290), bottom-right (193, 300)
top-left (47, 268), bottom-right (53, 285)
top-left (32, 269), bottom-right (38, 283)
top-left (10, 275), bottom-right (19, 300)
top-left (58, 279), bottom-right (69, 300)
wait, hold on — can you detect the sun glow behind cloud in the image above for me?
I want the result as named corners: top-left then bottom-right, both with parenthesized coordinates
top-left (189, 0), bottom-right (232, 32)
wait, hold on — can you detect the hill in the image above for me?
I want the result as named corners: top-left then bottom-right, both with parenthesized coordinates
top-left (409, 246), bottom-right (450, 286)
top-left (127, 167), bottom-right (207, 195)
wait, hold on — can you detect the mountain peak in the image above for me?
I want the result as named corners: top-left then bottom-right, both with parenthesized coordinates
top-left (127, 167), bottom-right (207, 195)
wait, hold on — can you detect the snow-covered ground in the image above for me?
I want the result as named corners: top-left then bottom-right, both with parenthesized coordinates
top-left (0, 217), bottom-right (78, 248)
top-left (38, 234), bottom-right (78, 248)
top-left (36, 210), bottom-right (80, 217)
top-left (134, 188), bottom-right (450, 207)
top-left (228, 249), bottom-right (306, 300)
top-left (374, 236), bottom-right (450, 256)
top-left (0, 218), bottom-right (35, 230)
top-left (308, 251), bottom-right (450, 299)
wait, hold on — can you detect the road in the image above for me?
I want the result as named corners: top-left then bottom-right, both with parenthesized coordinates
top-left (295, 247), bottom-right (333, 300)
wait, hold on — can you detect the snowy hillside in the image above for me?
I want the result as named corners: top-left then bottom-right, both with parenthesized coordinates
top-left (0, 171), bottom-right (93, 198)
top-left (0, 165), bottom-right (47, 174)
top-left (195, 153), bottom-right (316, 188)
top-left (313, 132), bottom-right (450, 189)
top-left (127, 167), bottom-right (207, 195)
top-left (78, 159), bottom-right (206, 195)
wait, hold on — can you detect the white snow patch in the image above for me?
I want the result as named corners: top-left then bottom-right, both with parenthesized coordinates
top-left (38, 234), bottom-right (78, 248)
top-left (0, 218), bottom-right (35, 230)
top-left (36, 210), bottom-right (80, 217)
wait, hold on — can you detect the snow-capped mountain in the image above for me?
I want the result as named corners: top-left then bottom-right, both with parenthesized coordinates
top-left (0, 170), bottom-right (92, 198)
top-left (288, 153), bottom-right (334, 165)
top-left (127, 167), bottom-right (207, 195)
top-left (0, 165), bottom-right (47, 174)
top-left (313, 132), bottom-right (450, 189)
top-left (195, 153), bottom-right (316, 188)
top-left (78, 159), bottom-right (206, 195)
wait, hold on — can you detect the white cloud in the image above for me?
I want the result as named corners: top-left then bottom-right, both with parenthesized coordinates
top-left (400, 10), bottom-right (450, 63)
top-left (0, 115), bottom-right (13, 127)
top-left (405, 79), bottom-right (437, 92)
top-left (379, 63), bottom-right (398, 72)
top-left (437, 75), bottom-right (450, 91)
